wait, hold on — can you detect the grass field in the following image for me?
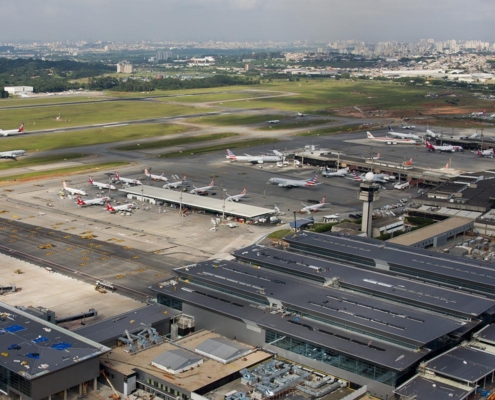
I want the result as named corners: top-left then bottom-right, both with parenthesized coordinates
top-left (0, 153), bottom-right (89, 171)
top-left (0, 124), bottom-right (187, 152)
top-left (295, 124), bottom-right (364, 137)
top-left (0, 101), bottom-right (198, 131)
top-left (115, 132), bottom-right (239, 151)
top-left (0, 162), bottom-right (128, 182)
top-left (0, 96), bottom-right (103, 107)
top-left (258, 119), bottom-right (335, 131)
top-left (188, 114), bottom-right (285, 126)
top-left (158, 138), bottom-right (280, 158)
top-left (106, 85), bottom-right (258, 98)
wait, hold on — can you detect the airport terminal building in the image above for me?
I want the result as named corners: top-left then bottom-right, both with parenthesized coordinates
top-left (149, 233), bottom-right (495, 398)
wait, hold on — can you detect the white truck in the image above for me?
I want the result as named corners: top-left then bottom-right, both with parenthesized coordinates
top-left (394, 182), bottom-right (410, 190)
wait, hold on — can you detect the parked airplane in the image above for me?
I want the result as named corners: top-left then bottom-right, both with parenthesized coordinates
top-left (0, 123), bottom-right (24, 137)
top-left (0, 150), bottom-right (25, 160)
top-left (352, 171), bottom-right (389, 183)
top-left (268, 174), bottom-right (321, 188)
top-left (366, 132), bottom-right (416, 144)
top-left (460, 132), bottom-right (479, 140)
top-left (471, 110), bottom-right (485, 117)
top-left (88, 176), bottom-right (116, 190)
top-left (144, 168), bottom-right (168, 182)
top-left (403, 158), bottom-right (414, 166)
top-left (426, 129), bottom-right (442, 139)
top-left (114, 172), bottom-right (142, 186)
top-left (364, 152), bottom-right (380, 160)
top-left (77, 196), bottom-right (110, 207)
top-left (300, 196), bottom-right (327, 214)
top-left (296, 112), bottom-right (305, 117)
top-left (267, 120), bottom-right (280, 124)
top-left (425, 140), bottom-right (463, 153)
top-left (226, 149), bottom-right (281, 164)
top-left (477, 148), bottom-right (494, 158)
top-left (163, 175), bottom-right (189, 189)
top-left (226, 188), bottom-right (248, 202)
top-left (63, 180), bottom-right (87, 196)
top-left (105, 202), bottom-right (135, 213)
top-left (401, 125), bottom-right (416, 130)
top-left (322, 167), bottom-right (349, 177)
top-left (190, 180), bottom-right (215, 195)
top-left (388, 126), bottom-right (422, 141)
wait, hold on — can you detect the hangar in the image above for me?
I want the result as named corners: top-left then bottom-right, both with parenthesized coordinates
top-left (119, 186), bottom-right (276, 220)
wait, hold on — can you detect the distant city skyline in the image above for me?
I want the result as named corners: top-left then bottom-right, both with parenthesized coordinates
top-left (2, 0), bottom-right (495, 43)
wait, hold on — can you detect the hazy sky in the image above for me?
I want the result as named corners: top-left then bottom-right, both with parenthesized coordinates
top-left (3, 0), bottom-right (495, 43)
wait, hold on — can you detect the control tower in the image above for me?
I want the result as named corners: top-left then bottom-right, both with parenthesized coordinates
top-left (357, 172), bottom-right (380, 238)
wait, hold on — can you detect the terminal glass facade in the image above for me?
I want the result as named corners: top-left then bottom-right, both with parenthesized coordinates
top-left (265, 330), bottom-right (398, 386)
top-left (157, 294), bottom-right (183, 311)
top-left (0, 365), bottom-right (31, 397)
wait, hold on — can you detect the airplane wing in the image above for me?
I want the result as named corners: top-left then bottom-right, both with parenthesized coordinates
top-left (301, 202), bottom-right (308, 207)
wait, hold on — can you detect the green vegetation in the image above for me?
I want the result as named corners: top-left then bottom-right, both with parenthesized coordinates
top-left (0, 124), bottom-right (186, 152)
top-left (0, 102), bottom-right (197, 131)
top-left (0, 59), bottom-right (113, 93)
top-left (115, 132), bottom-right (238, 151)
top-left (0, 153), bottom-right (88, 171)
top-left (0, 96), bottom-right (101, 107)
top-left (311, 219), bottom-right (351, 233)
top-left (267, 229), bottom-right (292, 239)
top-left (162, 92), bottom-right (270, 103)
top-left (189, 114), bottom-right (285, 126)
top-left (88, 75), bottom-right (259, 92)
top-left (296, 124), bottom-right (363, 137)
top-left (258, 119), bottom-right (334, 131)
top-left (0, 162), bottom-right (128, 182)
top-left (158, 138), bottom-right (280, 158)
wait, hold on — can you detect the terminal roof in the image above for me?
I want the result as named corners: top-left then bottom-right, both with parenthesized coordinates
top-left (394, 375), bottom-right (474, 400)
top-left (175, 261), bottom-right (467, 348)
top-left (150, 279), bottom-right (427, 371)
top-left (119, 186), bottom-right (275, 219)
top-left (232, 245), bottom-right (495, 318)
top-left (0, 302), bottom-right (109, 379)
top-left (285, 232), bottom-right (495, 295)
top-left (425, 346), bottom-right (495, 384)
top-left (475, 324), bottom-right (495, 345)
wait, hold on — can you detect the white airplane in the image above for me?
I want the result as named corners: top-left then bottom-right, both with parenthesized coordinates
top-left (226, 188), bottom-right (248, 202)
top-left (477, 148), bottom-right (494, 158)
top-left (471, 110), bottom-right (485, 117)
top-left (364, 152), bottom-right (380, 160)
top-left (268, 174), bottom-right (321, 188)
top-left (387, 126), bottom-right (422, 141)
top-left (88, 176), bottom-right (116, 190)
top-left (163, 175), bottom-right (189, 189)
top-left (366, 132), bottom-right (416, 145)
top-left (114, 172), bottom-right (142, 186)
top-left (425, 140), bottom-right (463, 153)
top-left (426, 129), bottom-right (442, 139)
top-left (352, 171), bottom-right (389, 183)
top-left (0, 150), bottom-right (25, 160)
top-left (0, 123), bottom-right (24, 137)
top-left (296, 112), bottom-right (305, 117)
top-left (144, 168), bottom-right (168, 182)
top-left (226, 149), bottom-right (281, 164)
top-left (105, 202), bottom-right (135, 213)
top-left (460, 132), bottom-right (479, 140)
top-left (267, 120), bottom-right (280, 124)
top-left (300, 196), bottom-right (327, 214)
top-left (322, 167), bottom-right (349, 177)
top-left (77, 196), bottom-right (110, 207)
top-left (401, 125), bottom-right (416, 130)
top-left (63, 180), bottom-right (88, 196)
top-left (190, 180), bottom-right (215, 195)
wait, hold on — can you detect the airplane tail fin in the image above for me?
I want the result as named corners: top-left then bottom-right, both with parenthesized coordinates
top-left (226, 149), bottom-right (236, 159)
top-left (321, 195), bottom-right (326, 204)
top-left (105, 202), bottom-right (115, 212)
top-left (366, 131), bottom-right (374, 139)
top-left (18, 123), bottom-right (24, 132)
top-left (115, 172), bottom-right (120, 180)
top-left (376, 153), bottom-right (380, 159)
top-left (241, 187), bottom-right (247, 195)
top-left (210, 180), bottom-right (214, 186)
top-left (388, 126), bottom-right (393, 132)
top-left (306, 174), bottom-right (318, 185)
top-left (88, 176), bottom-right (93, 184)
top-left (144, 168), bottom-right (149, 175)
top-left (77, 197), bottom-right (85, 205)
top-left (63, 180), bottom-right (67, 188)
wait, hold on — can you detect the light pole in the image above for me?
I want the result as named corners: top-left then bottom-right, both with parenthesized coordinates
top-left (293, 211), bottom-right (297, 235)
